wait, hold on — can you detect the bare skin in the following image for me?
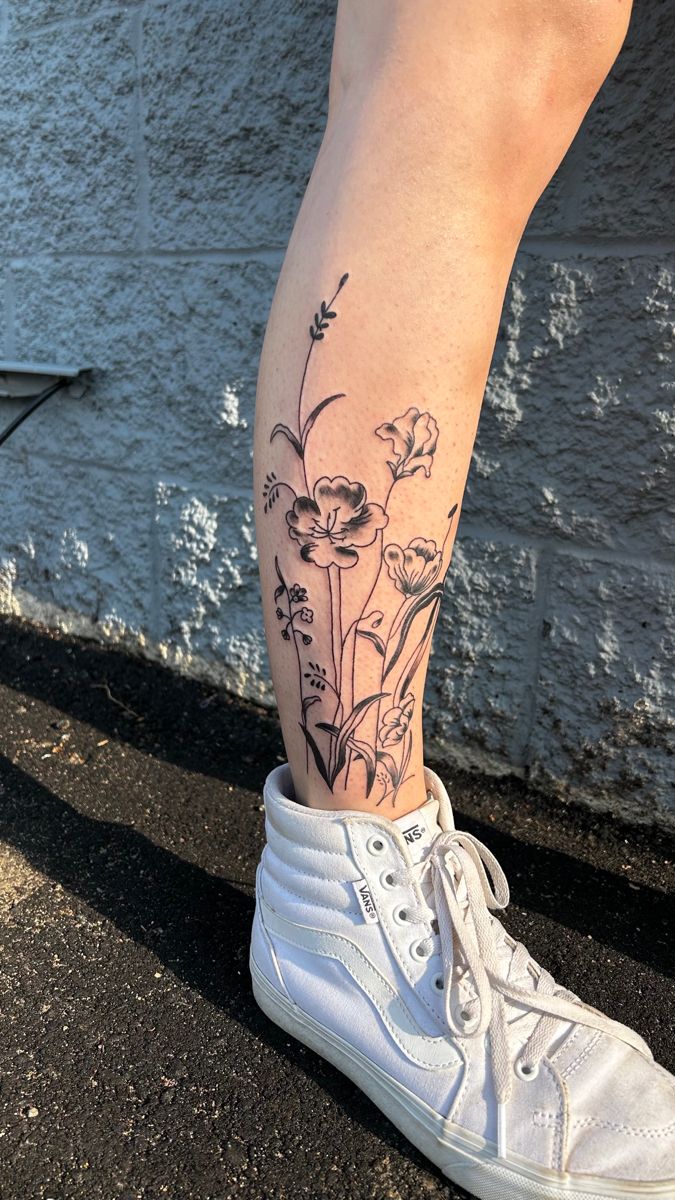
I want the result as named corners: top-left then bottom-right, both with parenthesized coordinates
top-left (254, 0), bottom-right (633, 816)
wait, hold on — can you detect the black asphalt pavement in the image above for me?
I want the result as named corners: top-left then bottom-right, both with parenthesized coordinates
top-left (0, 615), bottom-right (673, 1200)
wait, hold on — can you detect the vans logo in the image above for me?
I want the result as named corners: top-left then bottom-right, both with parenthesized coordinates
top-left (353, 878), bottom-right (379, 924)
top-left (394, 808), bottom-right (431, 863)
top-left (401, 822), bottom-right (424, 845)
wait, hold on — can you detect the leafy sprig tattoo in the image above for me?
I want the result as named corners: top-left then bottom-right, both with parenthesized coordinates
top-left (264, 272), bottom-right (457, 806)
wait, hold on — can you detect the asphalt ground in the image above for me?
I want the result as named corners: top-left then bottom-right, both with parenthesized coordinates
top-left (0, 615), bottom-right (673, 1200)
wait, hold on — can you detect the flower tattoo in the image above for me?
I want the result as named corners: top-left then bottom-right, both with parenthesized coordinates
top-left (379, 693), bottom-right (415, 748)
top-left (384, 538), bottom-right (443, 597)
top-left (376, 407), bottom-right (439, 480)
top-left (286, 476), bottom-right (388, 569)
top-left (265, 271), bottom-right (458, 805)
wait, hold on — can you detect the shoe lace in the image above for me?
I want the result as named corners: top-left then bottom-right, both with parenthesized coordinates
top-left (399, 829), bottom-right (653, 1160)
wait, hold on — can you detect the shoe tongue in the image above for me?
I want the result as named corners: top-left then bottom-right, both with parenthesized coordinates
top-left (393, 795), bottom-right (441, 865)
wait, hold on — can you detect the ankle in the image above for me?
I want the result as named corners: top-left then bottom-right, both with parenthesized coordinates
top-left (293, 761), bottom-right (429, 817)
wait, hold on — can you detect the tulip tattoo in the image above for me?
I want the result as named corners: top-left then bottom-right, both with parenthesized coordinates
top-left (264, 272), bottom-right (458, 804)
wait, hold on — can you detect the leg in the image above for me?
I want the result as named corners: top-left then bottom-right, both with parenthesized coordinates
top-left (254, 0), bottom-right (632, 815)
top-left (251, 16), bottom-right (675, 1191)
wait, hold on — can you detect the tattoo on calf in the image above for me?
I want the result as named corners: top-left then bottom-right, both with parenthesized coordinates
top-left (265, 272), bottom-right (457, 806)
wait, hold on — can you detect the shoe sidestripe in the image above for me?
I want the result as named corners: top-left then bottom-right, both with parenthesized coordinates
top-left (260, 898), bottom-right (460, 1072)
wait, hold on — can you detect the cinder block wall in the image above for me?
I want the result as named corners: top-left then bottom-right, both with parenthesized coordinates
top-left (0, 2), bottom-right (673, 825)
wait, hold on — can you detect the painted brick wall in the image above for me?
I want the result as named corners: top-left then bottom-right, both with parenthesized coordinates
top-left (0, 2), bottom-right (673, 825)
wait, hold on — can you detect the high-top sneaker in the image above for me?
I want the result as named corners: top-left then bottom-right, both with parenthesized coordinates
top-left (250, 763), bottom-right (675, 1200)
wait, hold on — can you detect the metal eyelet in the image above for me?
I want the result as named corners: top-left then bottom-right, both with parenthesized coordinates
top-left (380, 870), bottom-right (397, 890)
top-left (432, 973), bottom-right (444, 992)
top-left (410, 940), bottom-right (431, 962)
top-left (514, 1059), bottom-right (539, 1081)
top-left (367, 836), bottom-right (387, 856)
top-left (392, 905), bottom-right (409, 925)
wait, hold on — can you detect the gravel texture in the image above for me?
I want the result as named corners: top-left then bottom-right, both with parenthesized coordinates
top-left (0, 616), bottom-right (673, 1200)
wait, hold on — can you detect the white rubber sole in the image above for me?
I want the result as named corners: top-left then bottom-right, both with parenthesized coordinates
top-left (251, 954), bottom-right (675, 1200)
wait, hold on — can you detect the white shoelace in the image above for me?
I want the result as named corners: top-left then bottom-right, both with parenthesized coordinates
top-left (391, 829), bottom-right (653, 1160)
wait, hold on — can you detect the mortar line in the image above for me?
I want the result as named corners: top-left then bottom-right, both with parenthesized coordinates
top-left (3, 266), bottom-right (16, 357)
top-left (148, 478), bottom-right (162, 644)
top-left (130, 4), bottom-right (151, 253)
top-left (0, 447), bottom-right (257, 506)
top-left (520, 234), bottom-right (675, 258)
top-left (7, 246), bottom-right (286, 266)
top-left (7, 238), bottom-right (670, 263)
top-left (459, 520), bottom-right (675, 572)
top-left (512, 546), bottom-right (554, 769)
top-left (5, 3), bottom-right (144, 38)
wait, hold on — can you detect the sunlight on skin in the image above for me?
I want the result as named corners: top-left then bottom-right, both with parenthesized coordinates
top-left (254, 0), bottom-right (633, 815)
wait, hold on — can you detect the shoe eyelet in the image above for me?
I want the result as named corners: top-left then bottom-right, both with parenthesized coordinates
top-left (367, 836), bottom-right (387, 856)
top-left (410, 940), bottom-right (430, 962)
top-left (432, 973), bottom-right (444, 992)
top-left (514, 1059), bottom-right (539, 1082)
top-left (380, 870), bottom-right (397, 890)
top-left (392, 905), bottom-right (409, 925)
top-left (453, 1004), bottom-right (475, 1027)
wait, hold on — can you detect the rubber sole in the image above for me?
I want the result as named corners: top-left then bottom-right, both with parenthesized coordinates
top-left (251, 954), bottom-right (675, 1200)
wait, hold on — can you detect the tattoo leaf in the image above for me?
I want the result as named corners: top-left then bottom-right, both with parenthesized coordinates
top-left (333, 692), bottom-right (388, 784)
top-left (273, 584), bottom-right (284, 602)
top-left (383, 585), bottom-right (444, 681)
top-left (357, 628), bottom-right (386, 656)
top-left (302, 695), bottom-right (320, 716)
top-left (270, 423), bottom-right (303, 457)
top-left (299, 723), bottom-right (330, 786)
top-left (300, 393), bottom-right (346, 451)
top-left (349, 738), bottom-right (378, 796)
top-left (397, 597), bottom-right (441, 700)
top-left (376, 750), bottom-right (400, 790)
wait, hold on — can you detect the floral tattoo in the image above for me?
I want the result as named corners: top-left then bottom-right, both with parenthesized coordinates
top-left (265, 273), bottom-right (457, 806)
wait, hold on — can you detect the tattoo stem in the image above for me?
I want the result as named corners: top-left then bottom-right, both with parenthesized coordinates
top-left (276, 555), bottom-right (309, 771)
top-left (327, 563), bottom-right (343, 777)
top-left (297, 275), bottom-right (349, 492)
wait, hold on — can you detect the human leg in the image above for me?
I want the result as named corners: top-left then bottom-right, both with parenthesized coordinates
top-left (254, 0), bottom-right (633, 816)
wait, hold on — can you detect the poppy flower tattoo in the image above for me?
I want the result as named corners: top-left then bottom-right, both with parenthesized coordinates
top-left (286, 477), bottom-right (388, 569)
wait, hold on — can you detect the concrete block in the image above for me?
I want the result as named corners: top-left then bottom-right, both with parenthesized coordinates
top-left (10, 256), bottom-right (276, 484)
top-left (0, 14), bottom-right (137, 253)
top-left (529, 554), bottom-right (675, 825)
top-left (425, 536), bottom-right (538, 769)
top-left (0, 455), bottom-right (151, 638)
top-left (141, 0), bottom-right (334, 249)
top-left (466, 252), bottom-right (675, 557)
top-left (154, 481), bottom-right (270, 702)
top-left (569, 2), bottom-right (674, 237)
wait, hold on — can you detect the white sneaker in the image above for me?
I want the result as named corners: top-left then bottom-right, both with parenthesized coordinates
top-left (250, 764), bottom-right (675, 1200)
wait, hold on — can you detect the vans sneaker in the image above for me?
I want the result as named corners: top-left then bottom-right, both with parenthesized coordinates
top-left (250, 763), bottom-right (675, 1199)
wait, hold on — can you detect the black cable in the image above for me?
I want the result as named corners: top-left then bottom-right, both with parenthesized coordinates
top-left (0, 378), bottom-right (68, 449)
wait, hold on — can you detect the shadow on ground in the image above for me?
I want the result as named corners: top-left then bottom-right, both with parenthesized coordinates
top-left (0, 616), bottom-right (673, 1200)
